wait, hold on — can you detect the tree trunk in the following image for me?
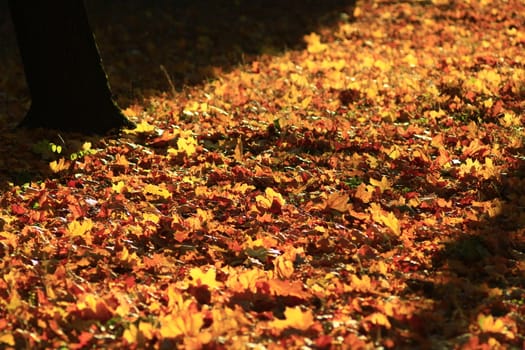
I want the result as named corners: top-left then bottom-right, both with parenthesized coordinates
top-left (8, 0), bottom-right (135, 134)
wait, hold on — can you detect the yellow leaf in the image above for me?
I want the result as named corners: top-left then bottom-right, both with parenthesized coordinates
top-left (160, 312), bottom-right (203, 338)
top-left (0, 333), bottom-right (15, 346)
top-left (142, 213), bottom-right (160, 224)
top-left (365, 312), bottom-right (391, 329)
top-left (500, 111), bottom-right (520, 127)
top-left (256, 187), bottom-right (285, 209)
top-left (369, 203), bottom-right (401, 235)
top-left (112, 180), bottom-right (127, 193)
top-left (189, 267), bottom-right (221, 289)
top-left (232, 183), bottom-right (255, 194)
top-left (138, 321), bottom-right (155, 340)
top-left (477, 314), bottom-right (515, 339)
top-left (369, 176), bottom-right (391, 193)
top-left (123, 324), bottom-right (138, 344)
top-left (124, 120), bottom-right (155, 134)
top-left (225, 268), bottom-right (267, 293)
top-left (300, 96), bottom-right (312, 109)
top-left (269, 307), bottom-right (314, 331)
top-left (49, 158), bottom-right (70, 173)
top-left (183, 101), bottom-right (200, 113)
top-left (144, 184), bottom-right (171, 199)
top-left (67, 219), bottom-right (94, 237)
top-left (7, 290), bottom-right (23, 311)
top-left (166, 284), bottom-right (192, 311)
top-left (255, 195), bottom-right (272, 209)
top-left (349, 274), bottom-right (373, 292)
top-left (290, 73), bottom-right (309, 87)
top-left (115, 154), bottom-right (130, 167)
top-left (304, 32), bottom-right (327, 54)
top-left (274, 255), bottom-right (294, 279)
top-left (177, 135), bottom-right (198, 156)
top-left (265, 187), bottom-right (285, 206)
top-left (119, 246), bottom-right (139, 265)
top-left (404, 54), bottom-right (418, 67)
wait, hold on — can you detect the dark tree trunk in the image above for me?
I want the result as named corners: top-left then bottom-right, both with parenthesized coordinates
top-left (8, 0), bottom-right (135, 134)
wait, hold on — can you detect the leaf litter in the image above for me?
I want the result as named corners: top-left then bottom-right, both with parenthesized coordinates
top-left (0, 0), bottom-right (524, 348)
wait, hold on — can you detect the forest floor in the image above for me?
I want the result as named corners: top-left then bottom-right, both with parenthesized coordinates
top-left (0, 0), bottom-right (524, 348)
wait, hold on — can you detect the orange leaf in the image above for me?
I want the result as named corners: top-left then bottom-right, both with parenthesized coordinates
top-left (364, 312), bottom-right (391, 329)
top-left (0, 333), bottom-right (14, 347)
top-left (49, 158), bottom-right (70, 173)
top-left (369, 203), bottom-right (401, 236)
top-left (234, 137), bottom-right (244, 162)
top-left (354, 183), bottom-right (373, 203)
top-left (256, 187), bottom-right (285, 210)
top-left (324, 191), bottom-right (351, 212)
top-left (269, 307), bottom-right (314, 331)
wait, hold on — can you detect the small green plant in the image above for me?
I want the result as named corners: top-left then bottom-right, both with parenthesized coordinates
top-left (344, 176), bottom-right (363, 188)
top-left (32, 139), bottom-right (97, 161)
top-left (32, 139), bottom-right (63, 160)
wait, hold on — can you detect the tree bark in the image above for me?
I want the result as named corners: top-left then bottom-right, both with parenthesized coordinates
top-left (8, 0), bottom-right (135, 134)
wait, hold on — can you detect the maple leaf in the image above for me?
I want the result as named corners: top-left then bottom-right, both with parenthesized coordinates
top-left (112, 180), bottom-right (127, 193)
top-left (274, 255), bottom-right (294, 279)
top-left (114, 154), bottom-right (130, 167)
top-left (67, 218), bottom-right (94, 237)
top-left (166, 284), bottom-right (193, 311)
top-left (369, 203), bottom-right (401, 236)
top-left (119, 246), bottom-right (140, 265)
top-left (188, 267), bottom-right (222, 289)
top-left (324, 191), bottom-right (351, 212)
top-left (369, 176), bottom-right (391, 193)
top-left (123, 322), bottom-right (155, 345)
top-left (176, 135), bottom-right (198, 156)
top-left (226, 268), bottom-right (268, 293)
top-left (159, 312), bottom-right (204, 338)
top-left (49, 158), bottom-right (70, 173)
top-left (234, 137), bottom-right (244, 162)
top-left (477, 314), bottom-right (515, 339)
top-left (143, 184), bottom-right (171, 199)
top-left (354, 183), bottom-right (374, 204)
top-left (6, 290), bottom-right (23, 312)
top-left (347, 274), bottom-right (374, 293)
top-left (304, 32), bottom-right (327, 54)
top-left (255, 187), bottom-right (286, 212)
top-left (123, 120), bottom-right (155, 134)
top-left (269, 307), bottom-right (314, 332)
top-left (0, 334), bottom-right (15, 347)
top-left (363, 312), bottom-right (391, 330)
top-left (75, 293), bottom-right (114, 321)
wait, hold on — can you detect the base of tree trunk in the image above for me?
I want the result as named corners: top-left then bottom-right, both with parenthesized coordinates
top-left (9, 0), bottom-right (136, 135)
top-left (18, 102), bottom-right (136, 134)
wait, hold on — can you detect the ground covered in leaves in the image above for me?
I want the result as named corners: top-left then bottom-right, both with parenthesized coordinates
top-left (0, 0), bottom-right (525, 348)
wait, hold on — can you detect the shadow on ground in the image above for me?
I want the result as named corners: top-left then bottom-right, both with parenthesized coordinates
top-left (404, 154), bottom-right (525, 347)
top-left (0, 0), bottom-right (356, 188)
top-left (85, 0), bottom-right (355, 104)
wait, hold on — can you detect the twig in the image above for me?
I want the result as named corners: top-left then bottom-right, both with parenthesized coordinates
top-left (160, 64), bottom-right (177, 98)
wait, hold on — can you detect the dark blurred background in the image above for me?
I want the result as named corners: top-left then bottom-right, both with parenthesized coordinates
top-left (0, 0), bottom-right (355, 122)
